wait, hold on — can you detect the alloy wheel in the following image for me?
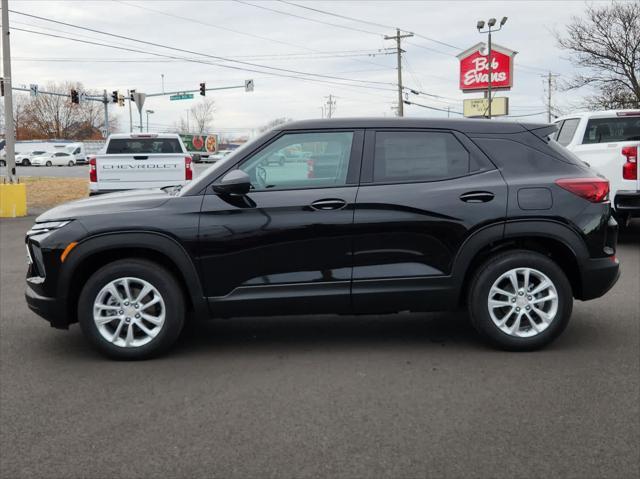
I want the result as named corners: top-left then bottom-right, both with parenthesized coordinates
top-left (487, 267), bottom-right (559, 338)
top-left (93, 277), bottom-right (166, 348)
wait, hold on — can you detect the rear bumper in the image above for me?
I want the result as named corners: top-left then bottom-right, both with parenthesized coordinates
top-left (614, 190), bottom-right (640, 216)
top-left (577, 256), bottom-right (620, 301)
top-left (25, 283), bottom-right (68, 329)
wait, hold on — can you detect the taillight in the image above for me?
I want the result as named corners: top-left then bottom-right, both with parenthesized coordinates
top-left (185, 156), bottom-right (192, 181)
top-left (622, 145), bottom-right (637, 180)
top-left (89, 156), bottom-right (97, 182)
top-left (555, 177), bottom-right (609, 203)
top-left (307, 159), bottom-right (314, 178)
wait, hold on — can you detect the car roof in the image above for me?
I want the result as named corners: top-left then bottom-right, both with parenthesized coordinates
top-left (273, 117), bottom-right (548, 134)
top-left (554, 109), bottom-right (640, 121)
top-left (108, 133), bottom-right (181, 139)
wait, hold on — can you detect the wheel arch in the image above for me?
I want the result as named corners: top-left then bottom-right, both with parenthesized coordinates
top-left (453, 220), bottom-right (588, 305)
top-left (59, 231), bottom-right (207, 325)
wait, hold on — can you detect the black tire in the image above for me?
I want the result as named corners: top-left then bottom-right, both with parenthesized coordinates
top-left (45, 161), bottom-right (52, 167)
top-left (0, 160), bottom-right (5, 167)
top-left (68, 160), bottom-right (75, 166)
top-left (467, 249), bottom-right (573, 351)
top-left (21, 159), bottom-right (31, 166)
top-left (78, 259), bottom-right (185, 360)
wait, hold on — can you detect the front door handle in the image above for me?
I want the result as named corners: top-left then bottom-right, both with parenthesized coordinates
top-left (459, 191), bottom-right (495, 203)
top-left (310, 198), bottom-right (347, 211)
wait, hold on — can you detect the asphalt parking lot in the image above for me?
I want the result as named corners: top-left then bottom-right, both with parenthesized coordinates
top-left (1, 216), bottom-right (638, 479)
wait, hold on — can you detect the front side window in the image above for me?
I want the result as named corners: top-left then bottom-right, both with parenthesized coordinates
top-left (582, 117), bottom-right (640, 144)
top-left (555, 118), bottom-right (580, 146)
top-left (373, 131), bottom-right (469, 183)
top-left (239, 131), bottom-right (353, 190)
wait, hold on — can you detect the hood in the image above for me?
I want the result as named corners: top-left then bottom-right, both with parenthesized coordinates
top-left (36, 188), bottom-right (172, 222)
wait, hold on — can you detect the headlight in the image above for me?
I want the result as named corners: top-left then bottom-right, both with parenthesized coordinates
top-left (28, 220), bottom-right (71, 234)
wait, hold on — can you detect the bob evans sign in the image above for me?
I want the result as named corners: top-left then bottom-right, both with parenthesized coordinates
top-left (457, 42), bottom-right (517, 92)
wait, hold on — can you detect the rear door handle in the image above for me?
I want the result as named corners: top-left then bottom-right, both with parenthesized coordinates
top-left (310, 199), bottom-right (347, 211)
top-left (459, 191), bottom-right (495, 203)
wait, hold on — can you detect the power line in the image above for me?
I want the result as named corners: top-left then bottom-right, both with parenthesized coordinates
top-left (278, 0), bottom-right (461, 50)
top-left (10, 26), bottom-right (401, 94)
top-left (9, 9), bottom-right (396, 88)
top-left (403, 100), bottom-right (463, 115)
top-left (233, 0), bottom-right (383, 36)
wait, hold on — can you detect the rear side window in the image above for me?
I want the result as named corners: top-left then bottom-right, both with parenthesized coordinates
top-left (582, 117), bottom-right (640, 144)
top-left (106, 138), bottom-right (183, 154)
top-left (556, 118), bottom-right (580, 146)
top-left (373, 131), bottom-right (469, 183)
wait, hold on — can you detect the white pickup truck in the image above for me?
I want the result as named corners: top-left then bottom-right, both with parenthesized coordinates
top-left (89, 133), bottom-right (192, 195)
top-left (553, 110), bottom-right (639, 225)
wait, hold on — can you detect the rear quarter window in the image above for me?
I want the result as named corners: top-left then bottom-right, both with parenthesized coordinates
top-left (106, 138), bottom-right (184, 154)
top-left (556, 118), bottom-right (580, 146)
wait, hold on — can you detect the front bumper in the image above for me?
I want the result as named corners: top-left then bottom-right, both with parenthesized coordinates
top-left (25, 283), bottom-right (68, 329)
top-left (614, 190), bottom-right (640, 217)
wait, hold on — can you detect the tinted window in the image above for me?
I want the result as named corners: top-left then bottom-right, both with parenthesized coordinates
top-left (239, 131), bottom-right (353, 190)
top-left (106, 138), bottom-right (183, 154)
top-left (582, 117), bottom-right (640, 144)
top-left (556, 118), bottom-right (579, 146)
top-left (373, 131), bottom-right (469, 183)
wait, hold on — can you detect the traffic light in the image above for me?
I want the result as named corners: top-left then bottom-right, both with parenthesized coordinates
top-left (117, 94), bottom-right (125, 107)
top-left (0, 78), bottom-right (4, 97)
top-left (130, 89), bottom-right (136, 101)
top-left (70, 89), bottom-right (80, 104)
top-left (199, 82), bottom-right (206, 96)
top-left (111, 90), bottom-right (118, 103)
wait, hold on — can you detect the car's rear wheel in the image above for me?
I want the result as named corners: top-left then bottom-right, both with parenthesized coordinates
top-left (21, 159), bottom-right (31, 166)
top-left (0, 159), bottom-right (6, 167)
top-left (45, 161), bottom-right (52, 167)
top-left (78, 259), bottom-right (185, 359)
top-left (467, 250), bottom-right (573, 351)
top-left (67, 160), bottom-right (75, 166)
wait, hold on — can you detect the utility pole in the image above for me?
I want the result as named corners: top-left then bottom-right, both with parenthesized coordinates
top-left (544, 72), bottom-right (560, 123)
top-left (324, 94), bottom-right (336, 118)
top-left (2, 0), bottom-right (17, 183)
top-left (185, 109), bottom-right (190, 133)
top-left (385, 28), bottom-right (413, 117)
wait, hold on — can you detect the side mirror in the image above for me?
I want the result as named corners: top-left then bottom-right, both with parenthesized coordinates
top-left (213, 169), bottom-right (251, 196)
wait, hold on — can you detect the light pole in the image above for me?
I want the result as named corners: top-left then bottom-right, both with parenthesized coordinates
top-left (145, 109), bottom-right (154, 132)
top-left (477, 16), bottom-right (507, 119)
top-left (185, 109), bottom-right (190, 133)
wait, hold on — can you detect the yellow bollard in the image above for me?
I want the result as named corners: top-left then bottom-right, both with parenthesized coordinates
top-left (0, 182), bottom-right (28, 217)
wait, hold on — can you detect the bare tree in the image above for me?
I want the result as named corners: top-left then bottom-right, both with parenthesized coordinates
top-left (259, 117), bottom-right (292, 133)
top-left (556, 1), bottom-right (640, 109)
top-left (189, 98), bottom-right (216, 134)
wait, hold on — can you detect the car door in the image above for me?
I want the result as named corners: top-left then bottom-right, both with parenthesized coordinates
top-left (352, 129), bottom-right (508, 314)
top-left (198, 129), bottom-right (364, 317)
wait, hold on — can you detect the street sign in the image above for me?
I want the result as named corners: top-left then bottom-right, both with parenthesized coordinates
top-left (29, 84), bottom-right (38, 97)
top-left (133, 92), bottom-right (146, 114)
top-left (463, 97), bottom-right (509, 117)
top-left (170, 93), bottom-right (194, 101)
top-left (244, 79), bottom-right (254, 92)
top-left (457, 42), bottom-right (517, 92)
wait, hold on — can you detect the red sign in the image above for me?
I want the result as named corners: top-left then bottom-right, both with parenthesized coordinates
top-left (458, 43), bottom-right (516, 92)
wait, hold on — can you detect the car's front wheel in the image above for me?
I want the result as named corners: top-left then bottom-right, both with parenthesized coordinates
top-left (21, 159), bottom-right (31, 166)
top-left (78, 259), bottom-right (185, 359)
top-left (67, 160), bottom-right (75, 166)
top-left (467, 250), bottom-right (573, 351)
top-left (45, 161), bottom-right (52, 167)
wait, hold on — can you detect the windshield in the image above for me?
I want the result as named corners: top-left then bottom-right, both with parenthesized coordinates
top-left (582, 116), bottom-right (640, 143)
top-left (179, 132), bottom-right (273, 196)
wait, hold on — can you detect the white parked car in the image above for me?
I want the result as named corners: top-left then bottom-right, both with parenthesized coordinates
top-left (202, 149), bottom-right (233, 163)
top-left (553, 110), bottom-right (639, 225)
top-left (16, 150), bottom-right (48, 167)
top-left (31, 151), bottom-right (76, 167)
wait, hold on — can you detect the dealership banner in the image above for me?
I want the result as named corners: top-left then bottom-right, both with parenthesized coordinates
top-left (457, 42), bottom-right (517, 92)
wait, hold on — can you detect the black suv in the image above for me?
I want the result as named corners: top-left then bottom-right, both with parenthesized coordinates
top-left (25, 119), bottom-right (620, 359)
